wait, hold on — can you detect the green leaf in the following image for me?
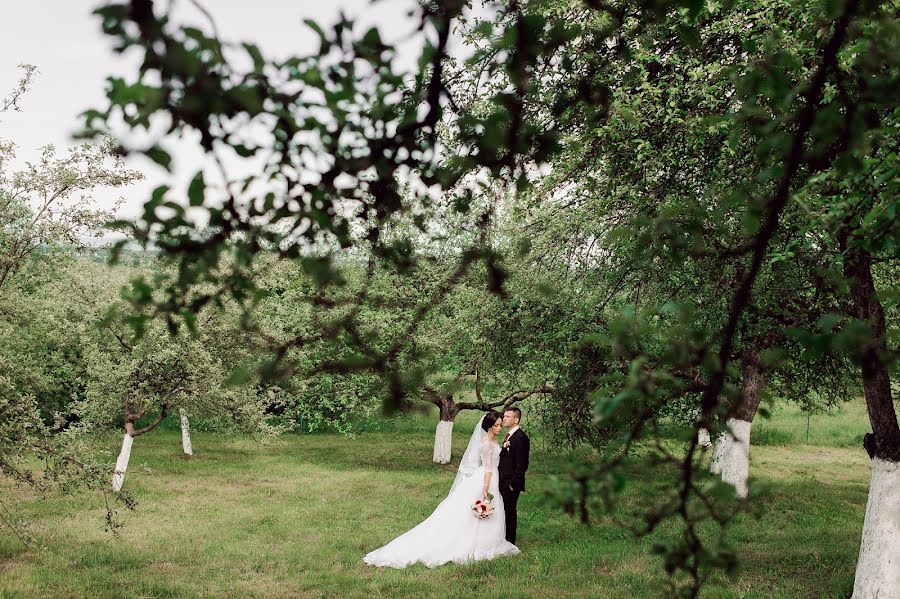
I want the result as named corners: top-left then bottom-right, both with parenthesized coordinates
top-left (188, 171), bottom-right (205, 207)
top-left (243, 43), bottom-right (265, 71)
top-left (362, 27), bottom-right (381, 47)
top-left (232, 144), bottom-right (257, 158)
top-left (227, 86), bottom-right (263, 114)
top-left (304, 18), bottom-right (330, 54)
top-left (145, 146), bottom-right (172, 171)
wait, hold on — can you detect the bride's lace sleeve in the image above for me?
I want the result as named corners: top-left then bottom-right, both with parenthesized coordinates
top-left (480, 440), bottom-right (493, 470)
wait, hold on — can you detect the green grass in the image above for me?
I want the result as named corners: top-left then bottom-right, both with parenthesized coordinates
top-left (0, 403), bottom-right (874, 598)
top-left (750, 400), bottom-right (870, 447)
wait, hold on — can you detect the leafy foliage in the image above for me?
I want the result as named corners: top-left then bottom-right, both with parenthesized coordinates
top-left (5, 0), bottom-right (890, 594)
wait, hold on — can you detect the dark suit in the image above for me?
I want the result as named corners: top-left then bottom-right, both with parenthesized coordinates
top-left (498, 428), bottom-right (529, 545)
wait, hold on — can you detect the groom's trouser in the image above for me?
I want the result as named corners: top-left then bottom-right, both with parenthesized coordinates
top-left (500, 485), bottom-right (521, 544)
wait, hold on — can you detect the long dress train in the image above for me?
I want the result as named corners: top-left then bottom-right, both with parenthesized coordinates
top-left (363, 439), bottom-right (519, 568)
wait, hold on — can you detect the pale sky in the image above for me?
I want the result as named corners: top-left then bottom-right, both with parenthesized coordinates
top-left (0, 0), bottom-right (432, 224)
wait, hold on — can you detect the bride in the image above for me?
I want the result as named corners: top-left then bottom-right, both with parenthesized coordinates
top-left (363, 411), bottom-right (520, 568)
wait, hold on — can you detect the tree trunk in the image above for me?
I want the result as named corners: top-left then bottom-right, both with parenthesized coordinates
top-left (841, 235), bottom-right (900, 598)
top-left (709, 353), bottom-right (765, 498)
top-left (432, 399), bottom-right (459, 464)
top-left (698, 428), bottom-right (712, 449)
top-left (113, 404), bottom-right (168, 491)
top-left (710, 419), bottom-right (751, 498)
top-left (179, 408), bottom-right (193, 457)
top-left (852, 458), bottom-right (900, 598)
top-left (112, 432), bottom-right (133, 492)
top-left (709, 432), bottom-right (726, 475)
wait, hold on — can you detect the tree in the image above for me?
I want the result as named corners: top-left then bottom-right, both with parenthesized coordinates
top-left (503, 0), bottom-right (859, 500)
top-left (62, 260), bottom-right (278, 490)
top-left (81, 0), bottom-right (898, 594)
top-left (503, 0), bottom-right (896, 591)
top-left (1, 66), bottom-right (141, 293)
top-left (419, 363), bottom-right (551, 464)
top-left (250, 252), bottom-right (553, 459)
top-left (80, 0), bottom-right (566, 411)
top-left (0, 65), bottom-right (142, 532)
top-left (405, 264), bottom-right (557, 463)
top-left (797, 112), bottom-right (900, 596)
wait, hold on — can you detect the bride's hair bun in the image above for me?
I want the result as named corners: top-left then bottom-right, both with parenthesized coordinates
top-left (481, 411), bottom-right (501, 432)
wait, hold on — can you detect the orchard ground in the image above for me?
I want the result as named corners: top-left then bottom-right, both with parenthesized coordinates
top-left (0, 400), bottom-right (873, 598)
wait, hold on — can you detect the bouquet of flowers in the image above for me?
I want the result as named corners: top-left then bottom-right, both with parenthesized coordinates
top-left (471, 494), bottom-right (495, 519)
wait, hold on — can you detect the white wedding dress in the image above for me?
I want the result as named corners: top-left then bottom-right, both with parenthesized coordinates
top-left (363, 420), bottom-right (520, 568)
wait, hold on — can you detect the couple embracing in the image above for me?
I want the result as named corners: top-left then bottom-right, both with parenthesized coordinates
top-left (364, 408), bottom-right (530, 569)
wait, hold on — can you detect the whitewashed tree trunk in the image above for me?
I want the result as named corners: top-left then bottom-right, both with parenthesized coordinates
top-left (709, 430), bottom-right (729, 475)
top-left (179, 408), bottom-right (193, 456)
top-left (433, 420), bottom-right (454, 464)
top-left (841, 227), bottom-right (900, 598)
top-left (719, 419), bottom-right (751, 498)
top-left (852, 457), bottom-right (900, 599)
top-left (709, 419), bottom-right (751, 498)
top-left (698, 427), bottom-right (711, 449)
top-left (112, 432), bottom-right (134, 492)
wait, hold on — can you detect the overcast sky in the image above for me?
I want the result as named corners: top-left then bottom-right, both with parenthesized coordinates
top-left (0, 0), bottom-right (427, 222)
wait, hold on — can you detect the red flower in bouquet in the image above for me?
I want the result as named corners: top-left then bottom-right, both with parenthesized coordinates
top-left (471, 494), bottom-right (495, 519)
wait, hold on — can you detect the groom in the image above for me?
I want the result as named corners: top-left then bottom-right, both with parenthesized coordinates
top-left (498, 407), bottom-right (530, 545)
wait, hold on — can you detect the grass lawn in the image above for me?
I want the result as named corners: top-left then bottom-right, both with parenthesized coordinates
top-left (0, 401), bottom-right (875, 598)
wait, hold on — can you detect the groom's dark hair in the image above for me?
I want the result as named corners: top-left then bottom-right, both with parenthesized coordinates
top-left (481, 411), bottom-right (502, 431)
top-left (504, 407), bottom-right (522, 420)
